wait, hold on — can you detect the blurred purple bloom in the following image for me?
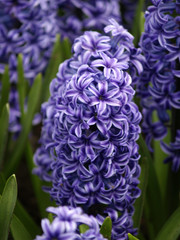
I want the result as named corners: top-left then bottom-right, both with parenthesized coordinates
top-left (35, 206), bottom-right (106, 240)
top-left (34, 19), bottom-right (143, 240)
top-left (33, 0), bottom-right (121, 43)
top-left (0, 0), bottom-right (121, 135)
top-left (161, 130), bottom-right (180, 172)
top-left (0, 0), bottom-right (56, 134)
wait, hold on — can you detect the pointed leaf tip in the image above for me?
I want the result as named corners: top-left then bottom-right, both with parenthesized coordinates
top-left (100, 217), bottom-right (112, 240)
top-left (128, 233), bottom-right (139, 240)
top-left (0, 174), bottom-right (17, 240)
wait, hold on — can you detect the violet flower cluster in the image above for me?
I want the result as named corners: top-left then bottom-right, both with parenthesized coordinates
top-left (35, 206), bottom-right (106, 240)
top-left (34, 19), bottom-right (143, 240)
top-left (33, 0), bottom-right (121, 43)
top-left (0, 0), bottom-right (56, 133)
top-left (137, 0), bottom-right (180, 171)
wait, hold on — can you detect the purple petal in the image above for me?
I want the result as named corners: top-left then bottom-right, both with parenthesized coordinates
top-left (97, 121), bottom-right (107, 135)
top-left (98, 101), bottom-right (107, 114)
top-left (104, 67), bottom-right (111, 78)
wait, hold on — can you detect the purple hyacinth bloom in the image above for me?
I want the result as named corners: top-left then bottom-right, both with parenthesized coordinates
top-left (35, 206), bottom-right (107, 240)
top-left (137, 0), bottom-right (180, 170)
top-left (34, 19), bottom-right (143, 240)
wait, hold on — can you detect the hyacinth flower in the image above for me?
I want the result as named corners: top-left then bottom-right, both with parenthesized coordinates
top-left (33, 0), bottom-right (121, 43)
top-left (33, 18), bottom-right (143, 240)
top-left (137, 0), bottom-right (180, 171)
top-left (35, 206), bottom-right (107, 240)
top-left (0, 0), bottom-right (56, 133)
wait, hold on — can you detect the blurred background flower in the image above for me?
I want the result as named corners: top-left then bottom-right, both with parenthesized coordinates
top-left (0, 0), bottom-right (122, 136)
top-left (33, 0), bottom-right (121, 43)
top-left (0, 0), bottom-right (56, 134)
top-left (35, 206), bottom-right (106, 240)
top-left (137, 0), bottom-right (180, 171)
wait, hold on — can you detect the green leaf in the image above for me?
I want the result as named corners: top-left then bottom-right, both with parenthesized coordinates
top-left (138, 134), bottom-right (164, 237)
top-left (41, 35), bottom-right (63, 102)
top-left (165, 168), bottom-right (180, 222)
top-left (133, 146), bottom-right (149, 229)
top-left (131, 0), bottom-right (145, 46)
top-left (17, 54), bottom-right (26, 120)
top-left (128, 233), bottom-right (139, 240)
top-left (60, 37), bottom-right (71, 60)
top-left (10, 214), bottom-right (32, 240)
top-left (4, 74), bottom-right (42, 178)
top-left (153, 110), bottom-right (170, 204)
top-left (0, 66), bottom-right (10, 116)
top-left (41, 35), bottom-right (71, 103)
top-left (139, 11), bottom-right (145, 33)
top-left (14, 200), bottom-right (41, 237)
top-left (0, 173), bottom-right (40, 237)
top-left (79, 224), bottom-right (89, 234)
top-left (48, 213), bottom-right (54, 223)
top-left (100, 217), bottom-right (112, 240)
top-left (0, 103), bottom-right (9, 168)
top-left (0, 172), bottom-right (40, 237)
top-left (155, 206), bottom-right (180, 240)
top-left (0, 174), bottom-right (17, 240)
top-left (0, 173), bottom-right (6, 193)
top-left (24, 73), bottom-right (42, 128)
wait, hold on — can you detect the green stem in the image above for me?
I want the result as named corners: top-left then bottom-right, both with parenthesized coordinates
top-left (138, 135), bottom-right (164, 238)
top-left (131, 0), bottom-right (145, 46)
